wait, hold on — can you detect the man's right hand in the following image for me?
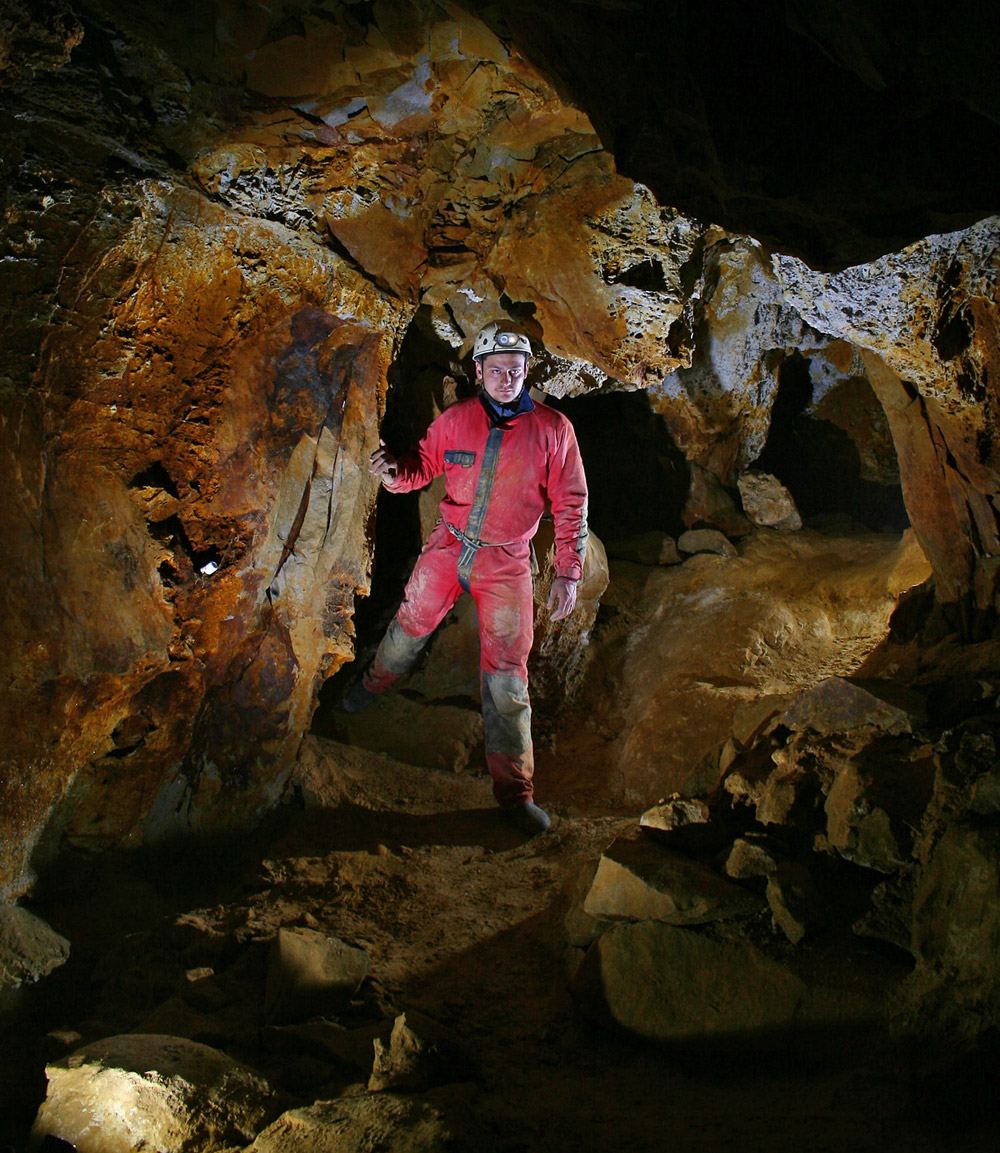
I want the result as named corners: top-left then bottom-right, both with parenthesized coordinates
top-left (370, 440), bottom-right (399, 482)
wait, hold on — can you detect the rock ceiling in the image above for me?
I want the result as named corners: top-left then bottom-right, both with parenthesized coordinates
top-left (0, 0), bottom-right (999, 911)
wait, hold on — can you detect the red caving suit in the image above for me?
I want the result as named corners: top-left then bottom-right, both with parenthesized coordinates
top-left (362, 390), bottom-right (589, 806)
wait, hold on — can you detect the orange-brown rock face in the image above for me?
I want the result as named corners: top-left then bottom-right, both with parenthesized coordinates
top-left (775, 224), bottom-right (1000, 610)
top-left (187, 3), bottom-right (702, 392)
top-left (1, 179), bottom-right (407, 895)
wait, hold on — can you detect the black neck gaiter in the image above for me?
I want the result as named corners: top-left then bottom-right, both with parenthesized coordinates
top-left (479, 387), bottom-right (535, 426)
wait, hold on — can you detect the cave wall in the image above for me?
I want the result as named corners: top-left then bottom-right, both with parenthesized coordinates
top-left (1, 0), bottom-right (1000, 894)
top-left (0, 175), bottom-right (406, 896)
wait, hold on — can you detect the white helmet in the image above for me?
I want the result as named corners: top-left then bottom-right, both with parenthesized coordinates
top-left (473, 322), bottom-right (531, 361)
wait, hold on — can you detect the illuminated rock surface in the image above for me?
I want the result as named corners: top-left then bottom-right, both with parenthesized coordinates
top-left (32, 1033), bottom-right (285, 1153)
top-left (0, 904), bottom-right (70, 991)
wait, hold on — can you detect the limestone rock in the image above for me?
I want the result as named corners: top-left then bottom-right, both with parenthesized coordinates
top-left (898, 823), bottom-right (1000, 1036)
top-left (0, 0), bottom-right (83, 80)
top-left (677, 529), bottom-right (739, 559)
top-left (774, 218), bottom-right (1000, 608)
top-left (0, 903), bottom-right (70, 990)
top-left (681, 462), bottom-right (752, 536)
top-left (725, 836), bottom-right (783, 880)
top-left (639, 797), bottom-right (710, 834)
top-left (780, 677), bottom-right (913, 736)
top-left (246, 1092), bottom-right (488, 1152)
top-left (528, 519), bottom-right (610, 713)
top-left (613, 529), bottom-right (929, 804)
top-left (732, 696), bottom-right (796, 747)
top-left (582, 837), bottom-right (762, 925)
top-left (493, 177), bottom-right (705, 393)
top-left (574, 921), bottom-right (890, 1043)
top-left (0, 178), bottom-right (405, 895)
top-left (368, 1011), bottom-right (471, 1093)
top-left (737, 471), bottom-right (802, 531)
top-left (825, 764), bottom-right (911, 873)
top-left (265, 928), bottom-right (370, 1025)
top-left (649, 244), bottom-right (789, 476)
top-left (766, 863), bottom-right (825, 945)
top-left (724, 752), bottom-right (810, 827)
top-left (31, 1034), bottom-right (284, 1153)
top-left (806, 342), bottom-right (902, 489)
top-left (564, 904), bottom-right (606, 950)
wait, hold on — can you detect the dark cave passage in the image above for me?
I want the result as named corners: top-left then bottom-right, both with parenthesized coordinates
top-left (752, 352), bottom-right (910, 533)
top-left (547, 389), bottom-right (690, 543)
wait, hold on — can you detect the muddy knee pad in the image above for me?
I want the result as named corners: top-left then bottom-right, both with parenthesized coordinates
top-left (481, 672), bottom-right (532, 755)
top-left (364, 619), bottom-right (433, 692)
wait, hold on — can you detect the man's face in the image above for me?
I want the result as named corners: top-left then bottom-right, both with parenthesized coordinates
top-left (476, 352), bottom-right (529, 404)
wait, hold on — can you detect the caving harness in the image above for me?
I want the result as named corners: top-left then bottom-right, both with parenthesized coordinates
top-left (444, 386), bottom-right (535, 592)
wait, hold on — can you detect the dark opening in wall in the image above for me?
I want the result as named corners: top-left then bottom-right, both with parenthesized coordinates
top-left (360, 318), bottom-right (479, 624)
top-left (548, 389), bottom-right (689, 542)
top-left (752, 351), bottom-right (910, 532)
top-left (315, 315), bottom-right (476, 717)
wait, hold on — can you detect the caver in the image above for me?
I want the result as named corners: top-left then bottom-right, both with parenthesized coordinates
top-left (344, 322), bottom-right (589, 836)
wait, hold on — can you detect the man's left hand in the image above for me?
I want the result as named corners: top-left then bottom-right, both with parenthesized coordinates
top-left (547, 577), bottom-right (578, 622)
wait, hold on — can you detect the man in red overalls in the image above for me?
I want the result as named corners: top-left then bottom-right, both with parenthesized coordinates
top-left (343, 323), bottom-right (589, 835)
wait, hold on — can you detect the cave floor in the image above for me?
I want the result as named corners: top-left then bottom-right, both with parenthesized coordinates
top-left (3, 526), bottom-right (996, 1151)
top-left (3, 747), bottom-right (991, 1152)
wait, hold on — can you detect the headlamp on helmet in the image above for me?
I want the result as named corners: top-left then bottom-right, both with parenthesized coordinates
top-left (473, 322), bottom-right (532, 361)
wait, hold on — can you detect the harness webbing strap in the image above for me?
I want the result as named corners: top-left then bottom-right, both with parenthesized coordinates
top-left (454, 425), bottom-right (506, 593)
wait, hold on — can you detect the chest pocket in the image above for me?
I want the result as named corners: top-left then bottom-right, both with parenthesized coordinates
top-left (444, 450), bottom-right (476, 467)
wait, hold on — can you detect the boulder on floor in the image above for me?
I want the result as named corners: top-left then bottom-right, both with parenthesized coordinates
top-left (368, 1011), bottom-right (473, 1092)
top-left (824, 763), bottom-right (912, 873)
top-left (31, 1033), bottom-right (285, 1153)
top-left (677, 528), bottom-right (739, 559)
top-left (724, 749), bottom-right (812, 826)
top-left (682, 463), bottom-right (751, 537)
top-left (0, 903), bottom-right (70, 991)
top-left (573, 921), bottom-right (893, 1044)
top-left (639, 797), bottom-right (710, 835)
top-left (265, 928), bottom-right (370, 1025)
top-left (246, 1090), bottom-right (492, 1152)
top-left (780, 677), bottom-right (914, 736)
top-left (582, 836), bottom-right (763, 925)
top-left (725, 835), bottom-right (783, 880)
top-left (737, 470), bottom-right (802, 531)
